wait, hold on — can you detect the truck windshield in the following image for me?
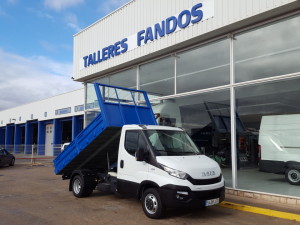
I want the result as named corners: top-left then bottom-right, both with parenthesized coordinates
top-left (145, 130), bottom-right (201, 156)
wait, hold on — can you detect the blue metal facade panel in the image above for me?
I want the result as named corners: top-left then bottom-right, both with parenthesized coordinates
top-left (24, 122), bottom-right (33, 154)
top-left (14, 125), bottom-right (22, 153)
top-left (72, 116), bottom-right (83, 140)
top-left (5, 125), bottom-right (14, 152)
top-left (0, 127), bottom-right (5, 146)
top-left (37, 121), bottom-right (46, 155)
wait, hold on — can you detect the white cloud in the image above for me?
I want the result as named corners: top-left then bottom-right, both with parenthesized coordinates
top-left (0, 49), bottom-right (82, 111)
top-left (61, 44), bottom-right (73, 52)
top-left (65, 13), bottom-right (81, 32)
top-left (99, 0), bottom-right (130, 14)
top-left (40, 40), bottom-right (57, 53)
top-left (27, 7), bottom-right (53, 20)
top-left (44, 0), bottom-right (84, 11)
top-left (40, 41), bottom-right (73, 54)
top-left (0, 5), bottom-right (7, 16)
top-left (6, 0), bottom-right (18, 4)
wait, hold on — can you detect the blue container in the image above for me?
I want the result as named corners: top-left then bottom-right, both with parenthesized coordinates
top-left (54, 83), bottom-right (157, 175)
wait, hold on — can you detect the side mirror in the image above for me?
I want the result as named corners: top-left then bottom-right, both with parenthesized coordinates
top-left (135, 147), bottom-right (145, 161)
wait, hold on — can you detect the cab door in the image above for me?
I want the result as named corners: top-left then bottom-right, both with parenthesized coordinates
top-left (117, 130), bottom-right (149, 196)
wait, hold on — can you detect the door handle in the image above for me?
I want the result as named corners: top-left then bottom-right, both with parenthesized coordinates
top-left (120, 160), bottom-right (124, 168)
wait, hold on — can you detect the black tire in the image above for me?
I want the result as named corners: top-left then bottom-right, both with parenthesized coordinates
top-left (285, 168), bottom-right (300, 185)
top-left (9, 158), bottom-right (15, 166)
top-left (71, 175), bottom-right (94, 198)
top-left (141, 188), bottom-right (165, 219)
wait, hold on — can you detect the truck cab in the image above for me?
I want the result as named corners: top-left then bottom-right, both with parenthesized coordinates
top-left (71, 124), bottom-right (224, 218)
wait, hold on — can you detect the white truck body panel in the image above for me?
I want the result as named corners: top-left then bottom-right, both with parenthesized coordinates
top-left (259, 114), bottom-right (300, 162)
top-left (156, 155), bottom-right (221, 180)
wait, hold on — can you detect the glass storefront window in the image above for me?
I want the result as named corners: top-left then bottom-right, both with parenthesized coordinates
top-left (85, 83), bottom-right (100, 126)
top-left (86, 76), bottom-right (109, 111)
top-left (94, 76), bottom-right (109, 85)
top-left (176, 39), bottom-right (230, 93)
top-left (85, 83), bottom-right (99, 110)
top-left (235, 77), bottom-right (300, 197)
top-left (85, 110), bottom-right (100, 126)
top-left (109, 68), bottom-right (137, 89)
top-left (151, 89), bottom-right (232, 187)
top-left (85, 69), bottom-right (137, 126)
top-left (140, 56), bottom-right (174, 98)
top-left (235, 15), bottom-right (300, 82)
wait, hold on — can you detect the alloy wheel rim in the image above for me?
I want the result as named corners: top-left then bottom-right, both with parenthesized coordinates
top-left (145, 193), bottom-right (158, 214)
top-left (288, 170), bottom-right (300, 183)
top-left (73, 179), bottom-right (81, 194)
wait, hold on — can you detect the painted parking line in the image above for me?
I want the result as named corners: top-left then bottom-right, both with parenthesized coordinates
top-left (219, 201), bottom-right (300, 222)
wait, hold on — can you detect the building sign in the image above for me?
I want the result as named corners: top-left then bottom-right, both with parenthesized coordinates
top-left (81, 0), bottom-right (214, 69)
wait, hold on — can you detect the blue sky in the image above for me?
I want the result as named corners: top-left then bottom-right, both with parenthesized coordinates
top-left (0, 0), bottom-right (130, 111)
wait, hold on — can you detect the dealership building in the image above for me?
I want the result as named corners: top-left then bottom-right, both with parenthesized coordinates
top-left (1, 0), bottom-right (300, 202)
top-left (0, 89), bottom-right (84, 156)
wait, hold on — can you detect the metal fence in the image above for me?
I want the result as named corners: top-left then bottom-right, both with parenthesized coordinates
top-left (0, 144), bottom-right (63, 165)
top-left (1, 144), bottom-right (62, 155)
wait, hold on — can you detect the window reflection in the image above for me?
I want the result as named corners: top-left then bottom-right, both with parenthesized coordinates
top-left (236, 77), bottom-right (300, 196)
top-left (86, 83), bottom-right (99, 110)
top-left (177, 39), bottom-right (230, 93)
top-left (109, 68), bottom-right (137, 89)
top-left (235, 15), bottom-right (300, 82)
top-left (140, 56), bottom-right (174, 97)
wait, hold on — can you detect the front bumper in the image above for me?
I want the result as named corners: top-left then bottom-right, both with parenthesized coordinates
top-left (159, 184), bottom-right (225, 208)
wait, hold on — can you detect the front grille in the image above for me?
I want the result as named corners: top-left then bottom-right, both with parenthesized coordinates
top-left (187, 174), bottom-right (222, 185)
top-left (193, 187), bottom-right (225, 200)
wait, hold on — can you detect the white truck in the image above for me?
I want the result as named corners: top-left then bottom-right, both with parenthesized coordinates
top-left (54, 84), bottom-right (225, 219)
top-left (258, 114), bottom-right (300, 185)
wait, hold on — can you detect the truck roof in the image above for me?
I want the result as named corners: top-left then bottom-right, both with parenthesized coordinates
top-left (123, 124), bottom-right (183, 131)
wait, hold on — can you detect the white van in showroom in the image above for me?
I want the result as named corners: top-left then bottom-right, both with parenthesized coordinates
top-left (258, 114), bottom-right (300, 185)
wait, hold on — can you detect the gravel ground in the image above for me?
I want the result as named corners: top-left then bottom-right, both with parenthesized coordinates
top-left (0, 163), bottom-right (299, 225)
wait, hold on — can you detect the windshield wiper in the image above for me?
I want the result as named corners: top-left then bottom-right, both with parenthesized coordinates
top-left (155, 150), bottom-right (201, 156)
top-left (155, 150), bottom-right (177, 156)
top-left (177, 151), bottom-right (201, 155)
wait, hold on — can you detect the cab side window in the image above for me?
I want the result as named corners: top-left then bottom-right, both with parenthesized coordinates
top-left (125, 131), bottom-right (147, 156)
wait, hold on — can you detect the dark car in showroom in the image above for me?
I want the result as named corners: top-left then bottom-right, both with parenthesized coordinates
top-left (0, 148), bottom-right (15, 166)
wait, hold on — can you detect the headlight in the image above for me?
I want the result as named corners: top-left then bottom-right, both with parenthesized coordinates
top-left (160, 164), bottom-right (188, 180)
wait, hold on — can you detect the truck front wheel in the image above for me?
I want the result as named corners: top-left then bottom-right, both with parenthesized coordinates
top-left (141, 188), bottom-right (165, 219)
top-left (72, 175), bottom-right (93, 197)
top-left (285, 168), bottom-right (300, 185)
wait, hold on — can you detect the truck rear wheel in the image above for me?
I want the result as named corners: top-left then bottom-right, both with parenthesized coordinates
top-left (141, 188), bottom-right (165, 219)
top-left (72, 175), bottom-right (94, 197)
top-left (285, 168), bottom-right (300, 185)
